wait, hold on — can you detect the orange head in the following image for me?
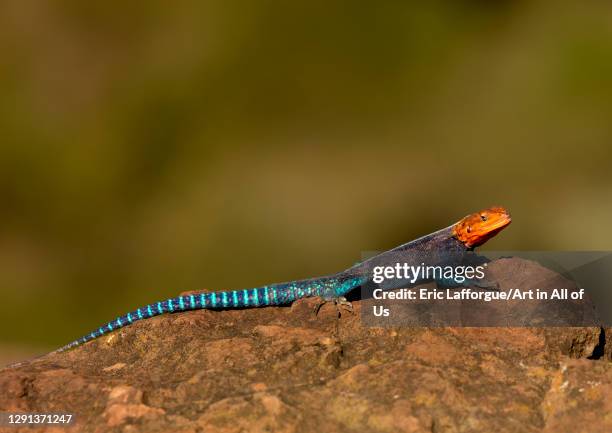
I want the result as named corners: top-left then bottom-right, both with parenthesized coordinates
top-left (452, 206), bottom-right (511, 248)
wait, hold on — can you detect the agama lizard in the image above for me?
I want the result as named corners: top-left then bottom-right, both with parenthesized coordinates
top-left (53, 206), bottom-right (511, 353)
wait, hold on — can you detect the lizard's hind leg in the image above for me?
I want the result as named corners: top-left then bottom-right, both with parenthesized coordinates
top-left (311, 274), bottom-right (364, 316)
top-left (313, 296), bottom-right (354, 317)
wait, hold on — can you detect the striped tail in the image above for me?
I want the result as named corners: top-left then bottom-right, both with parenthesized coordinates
top-left (55, 280), bottom-right (330, 353)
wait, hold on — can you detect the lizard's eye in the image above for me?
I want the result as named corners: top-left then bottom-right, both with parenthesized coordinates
top-left (467, 226), bottom-right (471, 233)
top-left (480, 214), bottom-right (487, 221)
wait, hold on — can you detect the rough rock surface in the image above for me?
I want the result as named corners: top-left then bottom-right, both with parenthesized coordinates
top-left (0, 258), bottom-right (610, 433)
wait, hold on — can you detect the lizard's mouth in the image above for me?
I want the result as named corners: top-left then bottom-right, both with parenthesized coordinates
top-left (481, 211), bottom-right (512, 233)
top-left (453, 207), bottom-right (511, 248)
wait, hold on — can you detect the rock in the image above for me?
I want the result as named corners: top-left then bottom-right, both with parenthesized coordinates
top-left (0, 258), bottom-right (610, 432)
top-left (103, 385), bottom-right (165, 427)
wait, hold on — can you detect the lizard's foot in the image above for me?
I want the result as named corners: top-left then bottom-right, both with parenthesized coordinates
top-left (436, 278), bottom-right (500, 292)
top-left (335, 296), bottom-right (354, 314)
top-left (471, 279), bottom-right (500, 292)
top-left (313, 297), bottom-right (354, 317)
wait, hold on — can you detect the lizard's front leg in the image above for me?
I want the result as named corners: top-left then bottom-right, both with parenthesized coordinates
top-left (435, 277), bottom-right (500, 292)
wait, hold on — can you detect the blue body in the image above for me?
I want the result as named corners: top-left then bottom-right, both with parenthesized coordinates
top-left (58, 274), bottom-right (367, 351)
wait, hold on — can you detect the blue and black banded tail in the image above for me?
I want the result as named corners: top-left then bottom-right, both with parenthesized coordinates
top-left (55, 274), bottom-right (366, 353)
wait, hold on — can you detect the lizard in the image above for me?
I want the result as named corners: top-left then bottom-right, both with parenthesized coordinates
top-left (50, 206), bottom-right (511, 354)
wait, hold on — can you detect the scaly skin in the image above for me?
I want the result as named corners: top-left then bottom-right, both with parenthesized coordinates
top-left (53, 206), bottom-right (511, 353)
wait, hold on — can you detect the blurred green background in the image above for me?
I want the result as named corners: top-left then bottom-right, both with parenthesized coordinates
top-left (1, 1), bottom-right (612, 360)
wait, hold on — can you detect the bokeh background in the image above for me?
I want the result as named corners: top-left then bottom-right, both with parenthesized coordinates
top-left (1, 1), bottom-right (612, 362)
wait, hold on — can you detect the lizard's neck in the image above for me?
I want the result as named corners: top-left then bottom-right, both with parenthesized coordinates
top-left (343, 225), bottom-right (467, 276)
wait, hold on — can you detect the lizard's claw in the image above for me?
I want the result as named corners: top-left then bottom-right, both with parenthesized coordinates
top-left (314, 297), bottom-right (354, 317)
top-left (335, 296), bottom-right (354, 314)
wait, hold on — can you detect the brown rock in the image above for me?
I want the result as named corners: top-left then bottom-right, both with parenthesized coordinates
top-left (0, 258), bottom-right (609, 432)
